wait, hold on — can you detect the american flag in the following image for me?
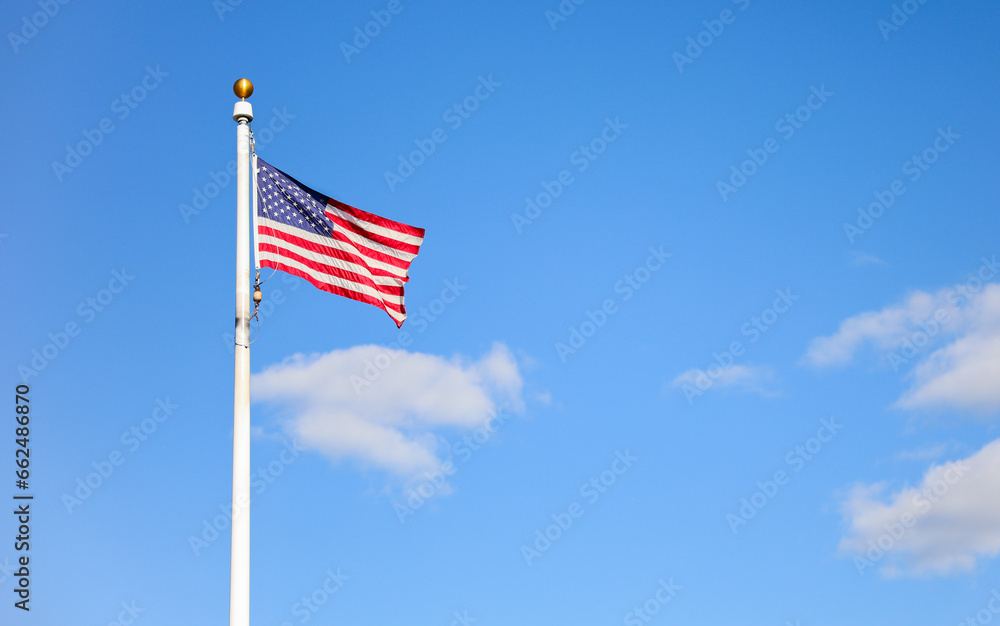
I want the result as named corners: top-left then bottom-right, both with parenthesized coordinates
top-left (254, 157), bottom-right (425, 327)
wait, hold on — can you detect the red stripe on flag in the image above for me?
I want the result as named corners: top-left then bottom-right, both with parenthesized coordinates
top-left (327, 229), bottom-right (416, 273)
top-left (258, 242), bottom-right (404, 299)
top-left (327, 213), bottom-right (422, 256)
top-left (327, 197), bottom-right (426, 239)
top-left (258, 224), bottom-right (411, 277)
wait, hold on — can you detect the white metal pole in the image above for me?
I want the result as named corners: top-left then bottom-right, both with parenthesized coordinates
top-left (231, 79), bottom-right (254, 626)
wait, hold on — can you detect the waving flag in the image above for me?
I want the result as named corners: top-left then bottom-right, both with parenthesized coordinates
top-left (254, 158), bottom-right (425, 327)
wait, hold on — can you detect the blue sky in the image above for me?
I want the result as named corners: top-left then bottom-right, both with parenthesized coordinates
top-left (3, 0), bottom-right (1000, 624)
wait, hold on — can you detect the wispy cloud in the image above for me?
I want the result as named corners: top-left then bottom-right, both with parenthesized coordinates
top-left (802, 288), bottom-right (962, 368)
top-left (671, 364), bottom-right (777, 397)
top-left (251, 343), bottom-right (524, 484)
top-left (838, 439), bottom-right (998, 577)
top-left (803, 273), bottom-right (1000, 414)
top-left (893, 443), bottom-right (955, 462)
top-left (894, 322), bottom-right (1000, 413)
top-left (849, 251), bottom-right (888, 268)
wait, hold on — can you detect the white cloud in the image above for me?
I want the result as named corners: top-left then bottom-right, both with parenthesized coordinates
top-left (895, 325), bottom-right (1000, 413)
top-left (803, 278), bottom-right (1000, 413)
top-left (250, 343), bottom-right (524, 484)
top-left (802, 288), bottom-right (962, 368)
top-left (671, 364), bottom-right (777, 397)
top-left (838, 439), bottom-right (999, 577)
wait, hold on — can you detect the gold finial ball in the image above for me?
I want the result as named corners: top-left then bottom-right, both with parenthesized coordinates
top-left (233, 78), bottom-right (254, 100)
top-left (253, 289), bottom-right (262, 304)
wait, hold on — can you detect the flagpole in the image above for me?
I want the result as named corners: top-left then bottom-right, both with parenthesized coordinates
top-left (231, 78), bottom-right (254, 626)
